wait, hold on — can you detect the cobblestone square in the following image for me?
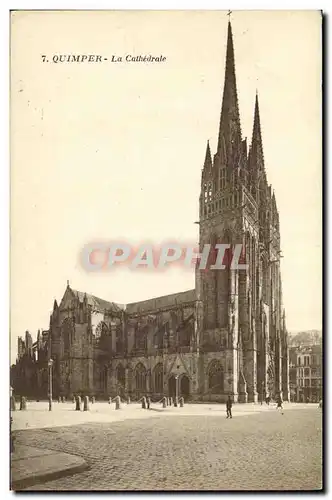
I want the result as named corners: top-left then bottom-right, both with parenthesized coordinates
top-left (13, 405), bottom-right (322, 491)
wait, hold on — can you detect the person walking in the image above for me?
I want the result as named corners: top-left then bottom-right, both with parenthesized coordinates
top-left (226, 395), bottom-right (233, 419)
top-left (276, 396), bottom-right (284, 414)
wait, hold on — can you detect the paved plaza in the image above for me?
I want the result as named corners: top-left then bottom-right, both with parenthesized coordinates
top-left (12, 402), bottom-right (322, 491)
top-left (12, 400), bottom-right (293, 431)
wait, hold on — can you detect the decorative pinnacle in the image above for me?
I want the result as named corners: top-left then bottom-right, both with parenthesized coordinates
top-left (203, 140), bottom-right (212, 171)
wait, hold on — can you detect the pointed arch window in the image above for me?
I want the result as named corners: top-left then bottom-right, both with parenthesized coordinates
top-left (208, 182), bottom-right (212, 201)
top-left (116, 325), bottom-right (123, 353)
top-left (95, 321), bottom-right (109, 339)
top-left (135, 324), bottom-right (148, 351)
top-left (154, 323), bottom-right (166, 349)
top-left (135, 363), bottom-right (146, 392)
top-left (62, 318), bottom-right (74, 356)
top-left (178, 318), bottom-right (193, 348)
top-left (234, 169), bottom-right (239, 187)
top-left (262, 258), bottom-right (269, 304)
top-left (203, 183), bottom-right (208, 203)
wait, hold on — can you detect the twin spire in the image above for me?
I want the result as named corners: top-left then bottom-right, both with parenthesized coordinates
top-left (204, 18), bottom-right (264, 174)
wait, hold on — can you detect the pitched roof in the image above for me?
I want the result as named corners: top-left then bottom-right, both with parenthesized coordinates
top-left (71, 289), bottom-right (125, 313)
top-left (126, 289), bottom-right (196, 315)
top-left (64, 285), bottom-right (196, 316)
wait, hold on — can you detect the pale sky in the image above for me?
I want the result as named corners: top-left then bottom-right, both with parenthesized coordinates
top-left (10, 10), bottom-right (322, 363)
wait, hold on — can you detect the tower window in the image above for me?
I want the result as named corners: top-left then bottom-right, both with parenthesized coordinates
top-left (234, 171), bottom-right (238, 186)
top-left (220, 168), bottom-right (226, 190)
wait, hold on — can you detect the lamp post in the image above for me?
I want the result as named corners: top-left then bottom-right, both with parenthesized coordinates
top-left (48, 359), bottom-right (53, 411)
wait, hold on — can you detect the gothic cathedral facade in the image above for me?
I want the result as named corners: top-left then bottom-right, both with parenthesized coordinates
top-left (13, 20), bottom-right (290, 403)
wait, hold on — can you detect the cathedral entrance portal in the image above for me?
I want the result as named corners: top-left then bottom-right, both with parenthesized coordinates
top-left (180, 375), bottom-right (190, 400)
top-left (168, 375), bottom-right (176, 398)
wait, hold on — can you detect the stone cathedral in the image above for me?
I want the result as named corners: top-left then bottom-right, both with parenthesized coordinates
top-left (13, 20), bottom-right (289, 403)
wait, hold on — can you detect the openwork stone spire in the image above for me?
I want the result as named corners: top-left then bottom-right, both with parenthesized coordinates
top-left (202, 140), bottom-right (212, 177)
top-left (200, 140), bottom-right (213, 216)
top-left (217, 21), bottom-right (242, 163)
top-left (249, 92), bottom-right (264, 172)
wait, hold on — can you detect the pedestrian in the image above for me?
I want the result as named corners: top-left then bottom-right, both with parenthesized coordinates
top-left (276, 396), bottom-right (283, 414)
top-left (318, 399), bottom-right (322, 410)
top-left (226, 395), bottom-right (232, 419)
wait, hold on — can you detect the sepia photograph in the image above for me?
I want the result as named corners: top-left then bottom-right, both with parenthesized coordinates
top-left (10, 9), bottom-right (322, 491)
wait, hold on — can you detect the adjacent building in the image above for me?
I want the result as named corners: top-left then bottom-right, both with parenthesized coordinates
top-left (289, 342), bottom-right (322, 402)
top-left (11, 330), bottom-right (50, 399)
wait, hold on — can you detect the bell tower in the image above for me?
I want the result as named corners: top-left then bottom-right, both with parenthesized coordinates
top-left (198, 20), bottom-right (247, 336)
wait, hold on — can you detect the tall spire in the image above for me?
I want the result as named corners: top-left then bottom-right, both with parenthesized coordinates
top-left (249, 92), bottom-right (264, 171)
top-left (272, 190), bottom-right (276, 208)
top-left (202, 140), bottom-right (213, 181)
top-left (204, 140), bottom-right (212, 169)
top-left (217, 20), bottom-right (242, 162)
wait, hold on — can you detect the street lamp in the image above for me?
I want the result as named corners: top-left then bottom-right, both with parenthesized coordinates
top-left (48, 359), bottom-right (54, 411)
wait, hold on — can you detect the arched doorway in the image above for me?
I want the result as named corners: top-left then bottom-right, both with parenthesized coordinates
top-left (180, 375), bottom-right (190, 400)
top-left (168, 375), bottom-right (176, 398)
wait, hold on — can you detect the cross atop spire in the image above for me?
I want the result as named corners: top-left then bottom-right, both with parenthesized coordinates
top-left (227, 10), bottom-right (232, 20)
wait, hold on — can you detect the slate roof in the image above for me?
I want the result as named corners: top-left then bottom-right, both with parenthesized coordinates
top-left (66, 286), bottom-right (196, 315)
top-left (126, 289), bottom-right (196, 314)
top-left (71, 289), bottom-right (125, 313)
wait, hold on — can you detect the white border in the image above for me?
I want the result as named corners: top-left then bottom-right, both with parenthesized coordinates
top-left (3, 2), bottom-right (327, 498)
